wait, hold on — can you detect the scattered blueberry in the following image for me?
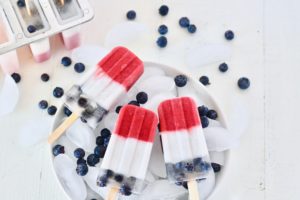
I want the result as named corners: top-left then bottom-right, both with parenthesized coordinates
top-left (199, 76), bottom-right (210, 86)
top-left (53, 87), bottom-right (64, 98)
top-left (74, 63), bottom-right (85, 73)
top-left (115, 105), bottom-right (122, 113)
top-left (158, 25), bottom-right (168, 35)
top-left (39, 100), bottom-right (48, 109)
top-left (120, 184), bottom-right (132, 196)
top-left (105, 169), bottom-right (114, 178)
top-left (225, 30), bottom-right (234, 40)
top-left (17, 0), bottom-right (25, 7)
top-left (179, 17), bottom-right (190, 28)
top-left (97, 175), bottom-right (107, 187)
top-left (27, 25), bottom-right (37, 33)
top-left (156, 36), bottom-right (168, 48)
top-left (76, 163), bottom-right (88, 176)
top-left (52, 144), bottom-right (64, 156)
top-left (114, 174), bottom-right (124, 182)
top-left (87, 154), bottom-right (100, 166)
top-left (41, 73), bottom-right (50, 82)
top-left (101, 128), bottom-right (111, 138)
top-left (74, 148), bottom-right (85, 159)
top-left (219, 63), bottom-right (228, 72)
top-left (126, 10), bottom-right (136, 20)
top-left (136, 92), bottom-right (148, 104)
top-left (94, 146), bottom-right (106, 158)
top-left (174, 74), bottom-right (188, 87)
top-left (201, 116), bottom-right (209, 128)
top-left (238, 77), bottom-right (250, 90)
top-left (96, 136), bottom-right (104, 146)
top-left (47, 105), bottom-right (57, 116)
top-left (187, 24), bottom-right (197, 33)
top-left (77, 158), bottom-right (86, 165)
top-left (198, 105), bottom-right (209, 117)
top-left (11, 73), bottom-right (21, 83)
top-left (207, 110), bottom-right (218, 120)
top-left (128, 100), bottom-right (140, 107)
top-left (158, 5), bottom-right (169, 16)
top-left (64, 107), bottom-right (72, 116)
top-left (78, 97), bottom-right (88, 107)
top-left (61, 57), bottom-right (72, 67)
top-left (211, 163), bottom-right (222, 173)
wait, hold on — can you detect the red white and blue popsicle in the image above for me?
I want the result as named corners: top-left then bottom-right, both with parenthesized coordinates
top-left (48, 47), bottom-right (144, 144)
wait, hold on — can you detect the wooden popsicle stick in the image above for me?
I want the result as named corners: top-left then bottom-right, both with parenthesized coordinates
top-left (60, 0), bottom-right (65, 6)
top-left (25, 0), bottom-right (32, 16)
top-left (48, 112), bottom-right (79, 144)
top-left (106, 187), bottom-right (119, 200)
top-left (188, 180), bottom-right (200, 200)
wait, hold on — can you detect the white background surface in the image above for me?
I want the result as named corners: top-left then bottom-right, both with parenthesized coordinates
top-left (0, 0), bottom-right (297, 199)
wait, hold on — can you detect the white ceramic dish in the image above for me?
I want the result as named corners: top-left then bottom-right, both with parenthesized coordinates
top-left (49, 61), bottom-right (230, 200)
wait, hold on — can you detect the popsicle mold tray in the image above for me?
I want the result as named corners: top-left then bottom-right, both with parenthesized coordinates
top-left (0, 0), bottom-right (94, 54)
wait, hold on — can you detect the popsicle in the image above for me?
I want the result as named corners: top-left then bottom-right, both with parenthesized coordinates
top-left (29, 38), bottom-right (51, 63)
top-left (97, 105), bottom-right (158, 198)
top-left (158, 97), bottom-right (212, 200)
top-left (48, 47), bottom-right (144, 144)
top-left (61, 26), bottom-right (81, 50)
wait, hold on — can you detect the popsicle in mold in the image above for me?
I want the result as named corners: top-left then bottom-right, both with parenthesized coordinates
top-left (48, 47), bottom-right (144, 144)
top-left (97, 105), bottom-right (158, 198)
top-left (158, 97), bottom-right (212, 200)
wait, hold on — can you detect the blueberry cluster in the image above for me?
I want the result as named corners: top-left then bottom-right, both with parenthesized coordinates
top-left (179, 17), bottom-right (197, 34)
top-left (198, 105), bottom-right (218, 128)
top-left (166, 157), bottom-right (211, 182)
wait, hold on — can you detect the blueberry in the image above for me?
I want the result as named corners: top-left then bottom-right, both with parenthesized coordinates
top-left (201, 116), bottom-right (209, 128)
top-left (74, 63), bottom-right (85, 73)
top-left (39, 100), bottom-right (48, 109)
top-left (74, 148), bottom-right (85, 159)
top-left (53, 87), bottom-right (64, 98)
top-left (100, 128), bottom-right (111, 138)
top-left (52, 144), bottom-right (64, 156)
top-left (156, 36), bottom-right (168, 48)
top-left (219, 63), bottom-right (228, 72)
top-left (105, 169), bottom-right (114, 178)
top-left (120, 185), bottom-right (132, 196)
top-left (77, 158), bottom-right (86, 165)
top-left (47, 106), bottom-right (57, 116)
top-left (78, 97), bottom-right (88, 107)
top-left (97, 175), bottom-right (107, 187)
top-left (76, 163), bottom-right (88, 176)
top-left (114, 174), bottom-right (124, 182)
top-left (11, 73), bottom-right (21, 83)
top-left (128, 100), bottom-right (140, 107)
top-left (187, 24), bottom-right (197, 33)
top-left (198, 105), bottom-right (209, 117)
top-left (103, 137), bottom-right (110, 146)
top-left (174, 74), bottom-right (187, 87)
top-left (211, 163), bottom-right (222, 173)
top-left (207, 110), bottom-right (218, 120)
top-left (225, 30), bottom-right (234, 40)
top-left (61, 57), bottom-right (72, 67)
top-left (184, 163), bottom-right (194, 172)
top-left (238, 77), bottom-right (250, 90)
top-left (87, 154), bottom-right (100, 166)
top-left (115, 105), bottom-right (122, 113)
top-left (94, 146), bottom-right (106, 158)
top-left (179, 17), bottom-right (190, 28)
top-left (193, 157), bottom-right (202, 166)
top-left (136, 92), bottom-right (148, 104)
top-left (126, 10), bottom-right (136, 20)
top-left (158, 25), bottom-right (168, 35)
top-left (158, 5), bottom-right (169, 16)
top-left (41, 73), bottom-right (50, 82)
top-left (27, 25), bottom-right (37, 33)
top-left (17, 0), bottom-right (25, 7)
top-left (174, 162), bottom-right (184, 170)
top-left (182, 182), bottom-right (188, 190)
top-left (96, 136), bottom-right (104, 146)
top-left (64, 107), bottom-right (72, 116)
top-left (199, 76), bottom-right (210, 86)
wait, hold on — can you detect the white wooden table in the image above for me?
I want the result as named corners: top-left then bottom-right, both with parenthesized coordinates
top-left (0, 0), bottom-right (297, 199)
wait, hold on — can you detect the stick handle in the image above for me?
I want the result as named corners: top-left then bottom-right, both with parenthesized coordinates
top-left (48, 112), bottom-right (79, 144)
top-left (106, 187), bottom-right (119, 200)
top-left (188, 180), bottom-right (200, 200)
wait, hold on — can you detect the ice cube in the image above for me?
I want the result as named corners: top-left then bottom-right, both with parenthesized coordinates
top-left (53, 154), bottom-right (87, 200)
top-left (177, 85), bottom-right (204, 106)
top-left (204, 127), bottom-right (239, 152)
top-left (83, 166), bottom-right (105, 196)
top-left (137, 76), bottom-right (176, 98)
top-left (71, 45), bottom-right (108, 67)
top-left (143, 92), bottom-right (176, 115)
top-left (66, 119), bottom-right (96, 153)
top-left (104, 112), bottom-right (118, 131)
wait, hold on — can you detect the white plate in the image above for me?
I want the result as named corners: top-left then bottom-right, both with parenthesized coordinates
top-left (49, 62), bottom-right (230, 200)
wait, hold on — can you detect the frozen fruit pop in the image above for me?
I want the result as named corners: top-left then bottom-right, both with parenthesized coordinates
top-left (98, 105), bottom-right (158, 198)
top-left (158, 97), bottom-right (212, 200)
top-left (48, 47), bottom-right (144, 144)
